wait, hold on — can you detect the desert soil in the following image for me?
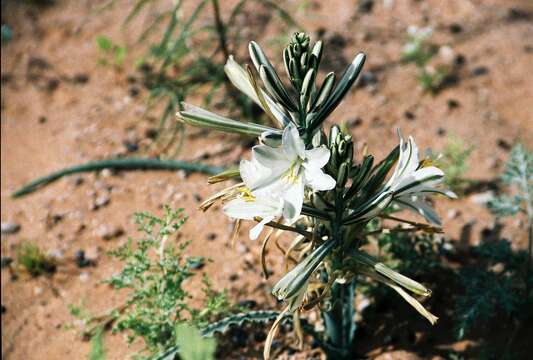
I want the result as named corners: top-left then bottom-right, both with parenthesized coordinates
top-left (1, 0), bottom-right (532, 359)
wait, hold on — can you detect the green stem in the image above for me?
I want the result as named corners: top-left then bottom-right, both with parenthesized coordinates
top-left (322, 280), bottom-right (356, 359)
top-left (321, 191), bottom-right (356, 359)
top-left (527, 218), bottom-right (532, 297)
top-left (11, 158), bottom-right (224, 198)
top-left (211, 0), bottom-right (229, 59)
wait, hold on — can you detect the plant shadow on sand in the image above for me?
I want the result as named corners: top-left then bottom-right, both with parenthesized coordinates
top-left (354, 222), bottom-right (533, 360)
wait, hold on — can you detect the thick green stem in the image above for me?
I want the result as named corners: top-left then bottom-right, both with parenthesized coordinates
top-left (321, 192), bottom-right (356, 359)
top-left (322, 280), bottom-right (356, 359)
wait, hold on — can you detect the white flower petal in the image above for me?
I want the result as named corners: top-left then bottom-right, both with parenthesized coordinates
top-left (387, 132), bottom-right (420, 188)
top-left (249, 216), bottom-right (274, 240)
top-left (239, 159), bottom-right (272, 190)
top-left (253, 145), bottom-right (291, 173)
top-left (395, 166), bottom-right (444, 195)
top-left (282, 124), bottom-right (305, 160)
top-left (304, 167), bottom-right (336, 191)
top-left (223, 196), bottom-right (282, 220)
top-left (395, 195), bottom-right (442, 226)
top-left (282, 178), bottom-right (305, 221)
top-left (303, 146), bottom-right (330, 169)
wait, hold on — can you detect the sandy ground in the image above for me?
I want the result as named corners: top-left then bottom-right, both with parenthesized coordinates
top-left (1, 0), bottom-right (532, 359)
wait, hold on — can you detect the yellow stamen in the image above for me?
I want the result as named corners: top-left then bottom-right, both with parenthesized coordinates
top-left (237, 187), bottom-right (256, 202)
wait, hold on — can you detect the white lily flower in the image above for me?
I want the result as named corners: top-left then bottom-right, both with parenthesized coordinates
top-left (385, 131), bottom-right (457, 225)
top-left (246, 123), bottom-right (336, 222)
top-left (224, 56), bottom-right (291, 127)
top-left (223, 191), bottom-right (284, 241)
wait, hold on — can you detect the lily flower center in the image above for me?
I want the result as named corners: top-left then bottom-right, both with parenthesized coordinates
top-left (283, 159), bottom-right (303, 184)
top-left (238, 187), bottom-right (257, 202)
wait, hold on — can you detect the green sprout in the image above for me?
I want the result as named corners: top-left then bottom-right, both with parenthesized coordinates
top-left (439, 135), bottom-right (475, 192)
top-left (68, 207), bottom-right (236, 359)
top-left (16, 242), bottom-right (56, 276)
top-left (402, 26), bottom-right (454, 93)
top-left (96, 35), bottom-right (127, 68)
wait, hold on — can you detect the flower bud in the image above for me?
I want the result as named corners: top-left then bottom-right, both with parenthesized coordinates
top-left (336, 162), bottom-right (349, 188)
top-left (329, 125), bottom-right (340, 147)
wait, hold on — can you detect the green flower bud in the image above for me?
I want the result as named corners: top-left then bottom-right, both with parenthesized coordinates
top-left (336, 162), bottom-right (349, 188)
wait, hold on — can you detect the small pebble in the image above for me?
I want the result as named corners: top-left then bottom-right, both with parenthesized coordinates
top-left (71, 175), bottom-right (84, 186)
top-left (454, 54), bottom-right (466, 67)
top-left (236, 243), bottom-right (249, 254)
top-left (96, 224), bottom-right (124, 240)
top-left (358, 0), bottom-right (374, 13)
top-left (449, 23), bottom-right (463, 34)
top-left (128, 86), bottom-right (140, 97)
top-left (74, 250), bottom-right (94, 268)
top-left (47, 249), bottom-right (64, 261)
top-left (447, 99), bottom-right (460, 109)
top-left (238, 299), bottom-right (257, 309)
top-left (1, 222), bottom-right (21, 235)
top-left (472, 66), bottom-right (489, 77)
top-left (470, 191), bottom-right (494, 205)
top-left (437, 127), bottom-right (447, 136)
top-left (447, 209), bottom-right (461, 219)
top-left (38, 116), bottom-right (47, 124)
top-left (94, 194), bottom-right (110, 208)
top-left (404, 111), bottom-right (415, 121)
top-left (229, 273), bottom-right (239, 282)
top-left (47, 78), bottom-right (60, 92)
top-left (497, 138), bottom-right (511, 151)
top-left (145, 128), bottom-right (158, 139)
top-left (507, 7), bottom-right (531, 21)
top-left (79, 272), bottom-right (90, 282)
top-left (187, 257), bottom-right (205, 270)
top-left (206, 233), bottom-right (217, 241)
top-left (72, 73), bottom-right (89, 84)
top-left (346, 117), bottom-right (363, 128)
top-left (123, 140), bottom-right (139, 153)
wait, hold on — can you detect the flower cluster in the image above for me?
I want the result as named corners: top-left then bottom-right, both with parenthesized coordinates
top-left (177, 32), bottom-right (455, 359)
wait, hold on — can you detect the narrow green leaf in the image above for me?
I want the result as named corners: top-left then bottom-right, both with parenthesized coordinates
top-left (177, 103), bottom-right (280, 137)
top-left (307, 53), bottom-right (365, 133)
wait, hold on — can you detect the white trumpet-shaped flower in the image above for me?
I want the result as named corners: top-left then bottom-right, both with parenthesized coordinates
top-left (223, 190), bottom-right (284, 240)
top-left (385, 131), bottom-right (457, 225)
top-left (246, 123), bottom-right (336, 222)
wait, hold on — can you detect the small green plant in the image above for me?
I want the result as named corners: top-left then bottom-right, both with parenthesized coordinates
top-left (488, 144), bottom-right (532, 294)
top-left (439, 135), bottom-right (474, 191)
top-left (16, 242), bottom-right (56, 276)
top-left (401, 26), bottom-right (453, 93)
top-left (70, 207), bottom-right (236, 359)
top-left (119, 0), bottom-right (298, 157)
top-left (96, 35), bottom-right (127, 68)
top-left (455, 239), bottom-right (531, 341)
